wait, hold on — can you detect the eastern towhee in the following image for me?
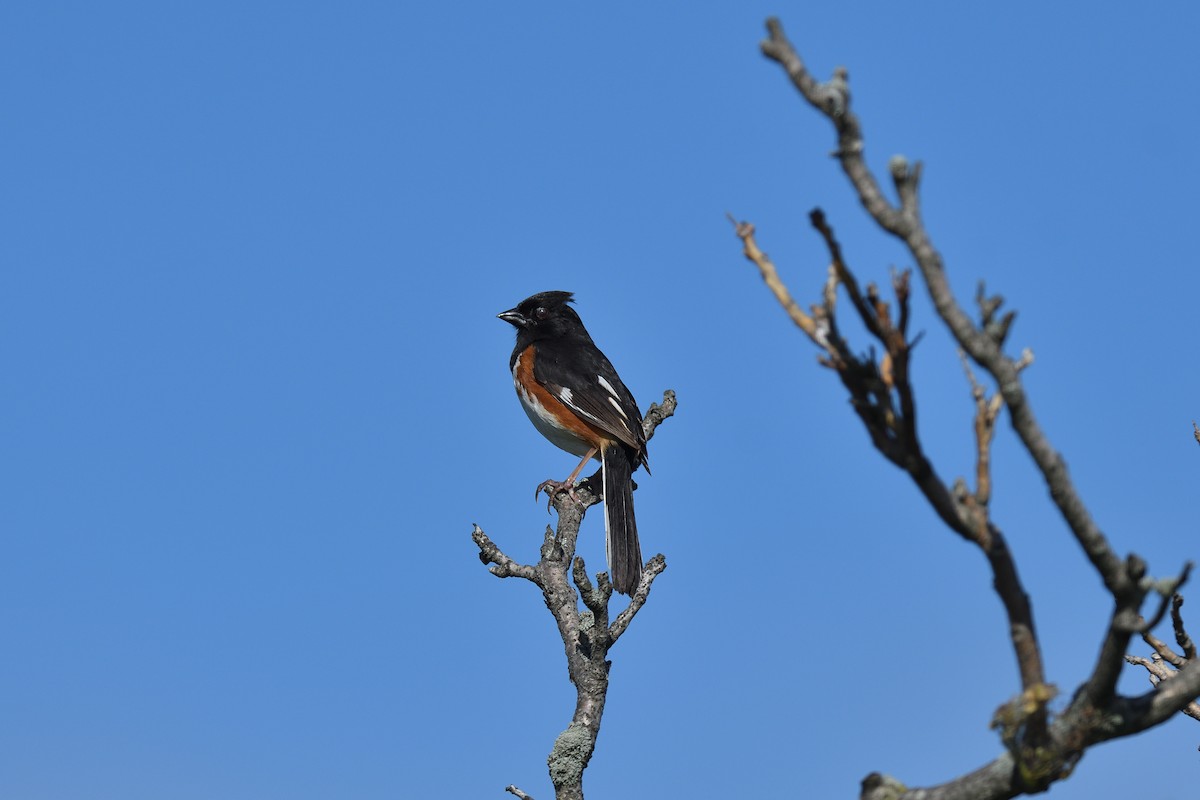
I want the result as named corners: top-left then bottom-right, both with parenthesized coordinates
top-left (498, 291), bottom-right (648, 595)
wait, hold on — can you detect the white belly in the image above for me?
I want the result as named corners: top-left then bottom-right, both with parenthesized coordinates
top-left (513, 356), bottom-right (596, 459)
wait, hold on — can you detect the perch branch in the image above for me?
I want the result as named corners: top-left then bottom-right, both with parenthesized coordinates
top-left (473, 392), bottom-right (676, 799)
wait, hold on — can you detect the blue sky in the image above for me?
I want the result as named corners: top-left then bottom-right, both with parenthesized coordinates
top-left (3, 2), bottom-right (1199, 798)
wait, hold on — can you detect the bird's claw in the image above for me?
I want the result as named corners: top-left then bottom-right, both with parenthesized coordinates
top-left (535, 478), bottom-right (583, 512)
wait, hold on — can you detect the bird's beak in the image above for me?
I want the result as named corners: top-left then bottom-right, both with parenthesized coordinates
top-left (497, 308), bottom-right (528, 328)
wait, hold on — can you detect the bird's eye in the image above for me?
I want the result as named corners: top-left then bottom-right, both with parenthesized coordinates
top-left (534, 306), bottom-right (548, 320)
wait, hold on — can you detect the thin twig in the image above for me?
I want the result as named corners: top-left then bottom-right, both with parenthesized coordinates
top-left (957, 350), bottom-right (1002, 509)
top-left (729, 215), bottom-right (820, 340)
top-left (610, 554), bottom-right (668, 643)
top-left (1174, 594), bottom-right (1198, 660)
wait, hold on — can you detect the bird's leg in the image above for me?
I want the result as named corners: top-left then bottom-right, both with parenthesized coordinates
top-left (536, 447), bottom-right (598, 509)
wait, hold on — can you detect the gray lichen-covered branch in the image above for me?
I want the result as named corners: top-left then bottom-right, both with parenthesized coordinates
top-left (1127, 593), bottom-right (1200, 723)
top-left (735, 16), bottom-right (1200, 799)
top-left (472, 391), bottom-right (676, 800)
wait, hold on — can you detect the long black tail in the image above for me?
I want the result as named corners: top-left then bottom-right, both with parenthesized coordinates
top-left (603, 445), bottom-right (642, 595)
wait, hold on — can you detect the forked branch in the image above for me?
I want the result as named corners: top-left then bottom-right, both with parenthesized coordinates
top-left (473, 391), bottom-right (676, 800)
top-left (737, 16), bottom-right (1200, 798)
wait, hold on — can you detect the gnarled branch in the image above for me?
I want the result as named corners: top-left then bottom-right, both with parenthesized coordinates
top-left (736, 16), bottom-right (1200, 798)
top-left (473, 391), bottom-right (676, 799)
top-left (1127, 593), bottom-right (1200, 723)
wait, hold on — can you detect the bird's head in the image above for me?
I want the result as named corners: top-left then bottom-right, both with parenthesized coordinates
top-left (498, 291), bottom-right (582, 340)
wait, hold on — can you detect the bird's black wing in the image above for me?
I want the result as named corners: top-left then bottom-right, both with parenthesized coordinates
top-left (534, 338), bottom-right (647, 459)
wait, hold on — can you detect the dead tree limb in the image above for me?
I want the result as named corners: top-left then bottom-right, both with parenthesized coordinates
top-left (473, 391), bottom-right (676, 800)
top-left (1127, 585), bottom-right (1200, 724)
top-left (732, 16), bottom-right (1200, 798)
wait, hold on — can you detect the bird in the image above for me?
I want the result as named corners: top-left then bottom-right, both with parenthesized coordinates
top-left (498, 291), bottom-right (648, 595)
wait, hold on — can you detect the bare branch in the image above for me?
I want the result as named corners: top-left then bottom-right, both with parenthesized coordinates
top-left (1127, 591), bottom-right (1200, 724)
top-left (810, 208), bottom-right (885, 343)
top-left (572, 556), bottom-right (612, 618)
top-left (761, 17), bottom-right (1132, 603)
top-left (1111, 658), bottom-right (1200, 729)
top-left (733, 208), bottom-right (1055, 761)
top-left (729, 215), bottom-right (820, 341)
top-left (760, 21), bottom-right (902, 233)
top-left (641, 390), bottom-right (678, 443)
top-left (1143, 629), bottom-right (1187, 668)
top-left (1135, 563), bottom-right (1194, 634)
top-left (743, 15), bottom-right (1200, 798)
top-left (956, 350), bottom-right (1003, 508)
top-left (473, 395), bottom-right (677, 798)
top-left (610, 553), bottom-right (668, 643)
top-left (1174, 594), bottom-right (1198, 660)
top-left (506, 786), bottom-right (535, 800)
top-left (472, 524), bottom-right (538, 583)
top-left (1126, 653), bottom-right (1174, 680)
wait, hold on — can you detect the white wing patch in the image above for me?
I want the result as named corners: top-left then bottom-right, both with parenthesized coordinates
top-left (597, 375), bottom-right (629, 420)
top-left (598, 375), bottom-right (619, 399)
top-left (559, 384), bottom-right (619, 426)
top-left (513, 352), bottom-right (638, 450)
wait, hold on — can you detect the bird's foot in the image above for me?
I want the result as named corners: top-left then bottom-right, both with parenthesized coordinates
top-left (535, 477), bottom-right (584, 511)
